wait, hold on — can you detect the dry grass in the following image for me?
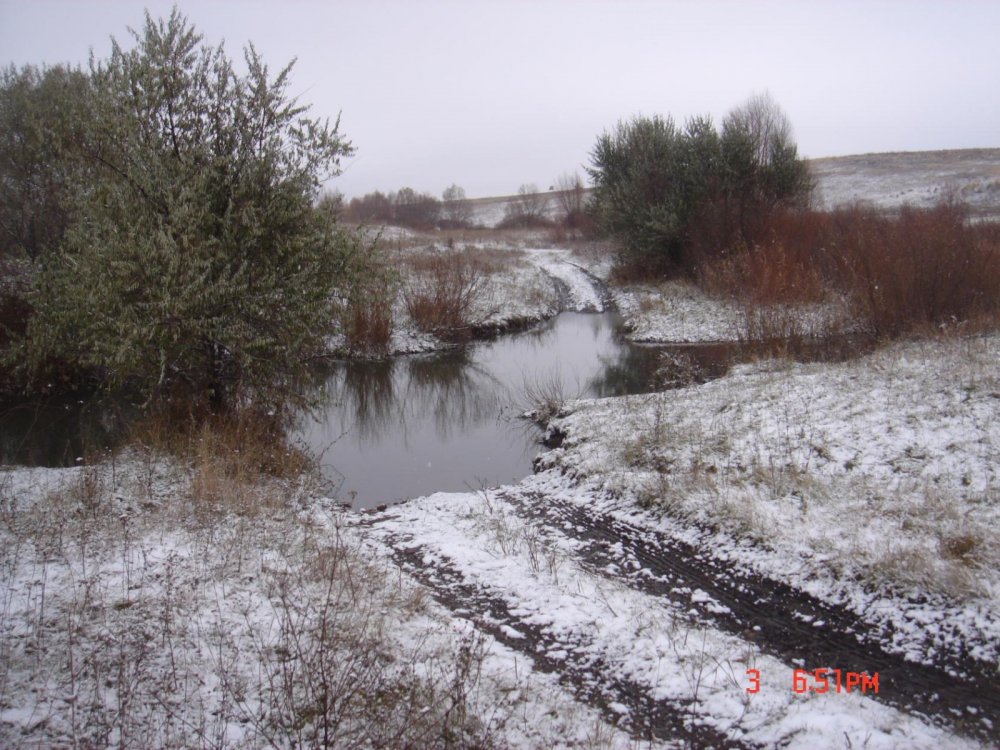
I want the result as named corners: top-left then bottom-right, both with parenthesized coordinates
top-left (402, 247), bottom-right (507, 341)
top-left (0, 423), bottom-right (506, 748)
top-left (694, 201), bottom-right (1000, 342)
top-left (341, 287), bottom-right (394, 356)
top-left (597, 338), bottom-right (1000, 601)
top-left (378, 226), bottom-right (549, 251)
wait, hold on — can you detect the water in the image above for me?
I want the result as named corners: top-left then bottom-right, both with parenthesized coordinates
top-left (296, 312), bottom-right (662, 508)
top-left (0, 395), bottom-right (135, 466)
top-left (1, 313), bottom-right (870, 504)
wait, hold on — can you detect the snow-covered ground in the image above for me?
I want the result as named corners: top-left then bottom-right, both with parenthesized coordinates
top-left (0, 458), bottom-right (637, 748)
top-left (538, 333), bottom-right (1000, 651)
top-left (528, 250), bottom-right (606, 312)
top-left (342, 325), bottom-right (998, 747)
top-left (610, 280), bottom-right (746, 342)
top-left (811, 149), bottom-right (1000, 217)
top-left (4, 149), bottom-right (1000, 746)
top-left (367, 484), bottom-right (986, 748)
top-left (6, 427), bottom-right (989, 747)
top-left (330, 244), bottom-right (612, 356)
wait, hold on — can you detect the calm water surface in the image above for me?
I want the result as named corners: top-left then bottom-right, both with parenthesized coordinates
top-left (296, 312), bottom-right (661, 508)
top-left (4, 312), bottom-right (779, 506)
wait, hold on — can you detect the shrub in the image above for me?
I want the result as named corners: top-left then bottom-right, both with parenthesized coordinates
top-left (8, 10), bottom-right (360, 415)
top-left (698, 210), bottom-right (828, 306)
top-left (345, 190), bottom-right (394, 224)
top-left (698, 199), bottom-right (1000, 341)
top-left (393, 187), bottom-right (441, 229)
top-left (553, 172), bottom-right (588, 228)
top-left (441, 183), bottom-right (474, 228)
top-left (831, 201), bottom-right (1000, 337)
top-left (404, 250), bottom-right (486, 341)
top-left (342, 297), bottom-right (393, 355)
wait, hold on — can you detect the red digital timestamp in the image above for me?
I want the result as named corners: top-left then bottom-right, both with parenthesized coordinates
top-left (746, 668), bottom-right (880, 695)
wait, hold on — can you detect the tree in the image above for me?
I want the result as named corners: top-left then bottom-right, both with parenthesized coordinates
top-left (392, 187), bottom-right (440, 228)
top-left (587, 115), bottom-right (694, 271)
top-left (13, 9), bottom-right (360, 414)
top-left (553, 172), bottom-right (587, 227)
top-left (587, 97), bottom-right (811, 275)
top-left (345, 190), bottom-right (393, 224)
top-left (500, 183), bottom-right (550, 227)
top-left (441, 183), bottom-right (473, 227)
top-left (720, 92), bottom-right (813, 246)
top-left (0, 64), bottom-right (93, 264)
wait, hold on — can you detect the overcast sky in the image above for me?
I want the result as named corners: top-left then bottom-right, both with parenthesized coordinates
top-left (2, 0), bottom-right (998, 199)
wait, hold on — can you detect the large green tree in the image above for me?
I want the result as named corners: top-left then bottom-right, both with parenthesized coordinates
top-left (587, 115), bottom-right (721, 272)
top-left (13, 10), bottom-right (362, 413)
top-left (587, 94), bottom-right (812, 275)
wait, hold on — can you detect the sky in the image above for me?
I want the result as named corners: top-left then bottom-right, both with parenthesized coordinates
top-left (1, 0), bottom-right (998, 199)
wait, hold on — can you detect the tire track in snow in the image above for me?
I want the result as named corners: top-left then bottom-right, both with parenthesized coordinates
top-left (497, 487), bottom-right (999, 744)
top-left (530, 250), bottom-right (610, 313)
top-left (384, 533), bottom-right (759, 749)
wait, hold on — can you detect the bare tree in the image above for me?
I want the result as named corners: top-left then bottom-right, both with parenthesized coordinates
top-left (441, 183), bottom-right (473, 227)
top-left (722, 91), bottom-right (793, 168)
top-left (501, 183), bottom-right (550, 227)
top-left (393, 187), bottom-right (441, 228)
top-left (345, 190), bottom-right (393, 223)
top-left (721, 91), bottom-right (813, 245)
top-left (553, 172), bottom-right (586, 226)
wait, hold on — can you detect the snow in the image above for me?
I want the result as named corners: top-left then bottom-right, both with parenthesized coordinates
top-left (526, 249), bottom-right (605, 312)
top-left (5, 168), bottom-right (1000, 745)
top-left (611, 280), bottom-right (746, 342)
top-left (538, 334), bottom-right (1000, 672)
top-left (811, 150), bottom-right (1000, 217)
top-left (0, 459), bottom-right (639, 748)
top-left (365, 486), bottom-right (985, 748)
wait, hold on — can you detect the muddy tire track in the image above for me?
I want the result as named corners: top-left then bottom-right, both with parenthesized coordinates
top-left (497, 488), bottom-right (999, 743)
top-left (385, 534), bottom-right (759, 749)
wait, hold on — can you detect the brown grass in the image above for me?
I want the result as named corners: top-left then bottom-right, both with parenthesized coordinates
top-left (128, 406), bottom-right (314, 518)
top-left (693, 200), bottom-right (1000, 341)
top-left (403, 248), bottom-right (491, 341)
top-left (342, 286), bottom-right (394, 356)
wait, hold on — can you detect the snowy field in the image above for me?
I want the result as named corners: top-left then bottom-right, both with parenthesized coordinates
top-left (811, 149), bottom-right (1000, 218)
top-left (0, 459), bottom-right (637, 748)
top-left (539, 335), bottom-right (1000, 653)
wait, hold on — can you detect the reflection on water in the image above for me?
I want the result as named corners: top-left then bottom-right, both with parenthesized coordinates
top-left (2, 313), bottom-right (872, 493)
top-left (296, 312), bottom-right (662, 508)
top-left (0, 396), bottom-right (134, 466)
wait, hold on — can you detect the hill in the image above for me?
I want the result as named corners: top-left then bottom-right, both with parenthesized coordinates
top-left (464, 149), bottom-right (1000, 227)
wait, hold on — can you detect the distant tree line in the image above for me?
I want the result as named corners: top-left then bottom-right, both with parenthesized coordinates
top-left (343, 183), bottom-right (472, 229)
top-left (342, 179), bottom-right (594, 232)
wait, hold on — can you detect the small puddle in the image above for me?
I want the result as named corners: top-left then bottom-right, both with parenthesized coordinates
top-left (296, 312), bottom-right (664, 508)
